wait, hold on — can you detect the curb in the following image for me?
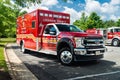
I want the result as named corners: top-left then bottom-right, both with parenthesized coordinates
top-left (4, 44), bottom-right (16, 80)
top-left (4, 43), bottom-right (38, 80)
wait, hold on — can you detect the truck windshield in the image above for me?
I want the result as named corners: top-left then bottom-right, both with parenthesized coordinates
top-left (114, 28), bottom-right (120, 32)
top-left (55, 24), bottom-right (83, 32)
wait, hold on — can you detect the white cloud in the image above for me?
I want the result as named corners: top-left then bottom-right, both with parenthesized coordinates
top-left (67, 0), bottom-right (73, 4)
top-left (84, 0), bottom-right (120, 21)
top-left (21, 0), bottom-right (120, 24)
top-left (22, 5), bottom-right (49, 13)
top-left (101, 15), bottom-right (107, 20)
top-left (110, 15), bottom-right (120, 21)
top-left (61, 0), bottom-right (120, 23)
top-left (78, 3), bottom-right (85, 8)
top-left (110, 0), bottom-right (120, 5)
top-left (56, 5), bottom-right (62, 8)
top-left (41, 0), bottom-right (58, 7)
top-left (38, 6), bottom-right (49, 10)
top-left (22, 0), bottom-right (58, 12)
top-left (63, 7), bottom-right (81, 24)
top-left (101, 3), bottom-right (119, 14)
top-left (85, 0), bottom-right (101, 13)
top-left (110, 15), bottom-right (117, 21)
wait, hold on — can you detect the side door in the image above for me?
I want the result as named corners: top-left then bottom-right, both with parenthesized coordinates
top-left (107, 29), bottom-right (114, 39)
top-left (42, 24), bottom-right (58, 51)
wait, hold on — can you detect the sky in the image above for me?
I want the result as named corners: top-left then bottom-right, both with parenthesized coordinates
top-left (23, 0), bottom-right (120, 24)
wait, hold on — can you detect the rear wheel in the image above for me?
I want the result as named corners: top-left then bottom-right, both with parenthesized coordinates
top-left (58, 48), bottom-right (74, 65)
top-left (20, 42), bottom-right (26, 53)
top-left (112, 39), bottom-right (120, 46)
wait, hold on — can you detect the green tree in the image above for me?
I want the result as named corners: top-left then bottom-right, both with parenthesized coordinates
top-left (73, 12), bottom-right (103, 30)
top-left (0, 0), bottom-right (27, 38)
top-left (87, 12), bottom-right (103, 29)
top-left (12, 0), bottom-right (41, 8)
top-left (116, 19), bottom-right (120, 26)
top-left (0, 1), bottom-right (13, 37)
top-left (104, 20), bottom-right (116, 28)
top-left (73, 12), bottom-right (88, 30)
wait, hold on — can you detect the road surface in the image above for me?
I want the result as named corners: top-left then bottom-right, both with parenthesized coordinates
top-left (11, 43), bottom-right (120, 80)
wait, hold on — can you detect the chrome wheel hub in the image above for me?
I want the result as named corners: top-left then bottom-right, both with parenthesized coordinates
top-left (60, 51), bottom-right (72, 64)
top-left (113, 40), bottom-right (118, 46)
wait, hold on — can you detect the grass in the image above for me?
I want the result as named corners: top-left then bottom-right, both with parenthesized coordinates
top-left (0, 38), bottom-right (16, 71)
top-left (0, 38), bottom-right (16, 80)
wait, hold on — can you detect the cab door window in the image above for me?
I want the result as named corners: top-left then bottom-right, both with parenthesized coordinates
top-left (44, 25), bottom-right (56, 35)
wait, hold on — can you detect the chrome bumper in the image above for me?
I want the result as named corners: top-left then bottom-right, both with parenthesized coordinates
top-left (74, 47), bottom-right (107, 55)
top-left (87, 48), bottom-right (107, 51)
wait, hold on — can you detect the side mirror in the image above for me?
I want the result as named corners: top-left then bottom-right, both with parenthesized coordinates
top-left (50, 31), bottom-right (56, 35)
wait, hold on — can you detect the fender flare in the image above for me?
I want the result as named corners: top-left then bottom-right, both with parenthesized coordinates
top-left (56, 38), bottom-right (74, 54)
top-left (112, 37), bottom-right (120, 42)
top-left (113, 35), bottom-right (120, 40)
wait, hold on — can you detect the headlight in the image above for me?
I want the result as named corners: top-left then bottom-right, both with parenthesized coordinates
top-left (74, 37), bottom-right (84, 48)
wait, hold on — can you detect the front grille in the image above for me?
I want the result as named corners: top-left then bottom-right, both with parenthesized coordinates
top-left (83, 36), bottom-right (104, 48)
top-left (85, 36), bottom-right (103, 39)
top-left (85, 46), bottom-right (104, 49)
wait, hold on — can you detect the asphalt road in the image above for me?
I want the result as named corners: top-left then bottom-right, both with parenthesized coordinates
top-left (12, 44), bottom-right (120, 80)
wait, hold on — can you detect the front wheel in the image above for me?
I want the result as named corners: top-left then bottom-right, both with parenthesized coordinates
top-left (112, 39), bottom-right (120, 46)
top-left (58, 48), bottom-right (74, 65)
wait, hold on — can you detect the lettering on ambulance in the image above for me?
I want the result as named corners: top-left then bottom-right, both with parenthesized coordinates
top-left (21, 28), bottom-right (26, 33)
top-left (42, 36), bottom-right (58, 50)
top-left (43, 18), bottom-right (67, 23)
top-left (47, 37), bottom-right (57, 44)
top-left (17, 34), bottom-right (36, 41)
top-left (49, 36), bottom-right (57, 50)
top-left (42, 36), bottom-right (48, 49)
top-left (17, 34), bottom-right (37, 49)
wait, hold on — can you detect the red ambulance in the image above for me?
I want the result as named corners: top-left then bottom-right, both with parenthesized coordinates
top-left (17, 9), bottom-right (106, 65)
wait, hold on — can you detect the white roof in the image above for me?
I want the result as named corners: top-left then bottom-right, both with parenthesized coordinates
top-left (108, 27), bottom-right (120, 29)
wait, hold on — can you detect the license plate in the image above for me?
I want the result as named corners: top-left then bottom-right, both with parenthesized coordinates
top-left (95, 51), bottom-right (100, 55)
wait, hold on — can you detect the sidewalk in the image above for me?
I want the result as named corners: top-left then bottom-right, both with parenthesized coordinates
top-left (4, 43), bottom-right (38, 80)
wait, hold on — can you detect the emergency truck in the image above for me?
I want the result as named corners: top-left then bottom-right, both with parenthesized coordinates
top-left (16, 9), bottom-right (106, 65)
top-left (86, 27), bottom-right (120, 46)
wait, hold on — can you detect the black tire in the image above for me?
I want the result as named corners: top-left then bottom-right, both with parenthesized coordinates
top-left (112, 39), bottom-right (120, 46)
top-left (58, 48), bottom-right (74, 65)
